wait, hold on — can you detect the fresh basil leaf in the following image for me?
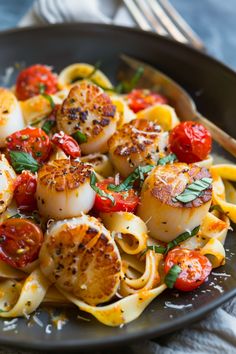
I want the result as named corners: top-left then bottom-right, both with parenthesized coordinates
top-left (149, 225), bottom-right (200, 255)
top-left (173, 177), bottom-right (212, 203)
top-left (147, 245), bottom-right (166, 254)
top-left (9, 151), bottom-right (39, 173)
top-left (157, 153), bottom-right (177, 166)
top-left (42, 120), bottom-right (56, 134)
top-left (90, 172), bottom-right (115, 205)
top-left (165, 265), bottom-right (182, 288)
top-left (72, 131), bottom-right (87, 144)
top-left (108, 165), bottom-right (154, 192)
top-left (42, 93), bottom-right (55, 109)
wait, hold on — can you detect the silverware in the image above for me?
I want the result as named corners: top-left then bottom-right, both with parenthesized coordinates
top-left (123, 0), bottom-right (205, 51)
top-left (119, 54), bottom-right (236, 158)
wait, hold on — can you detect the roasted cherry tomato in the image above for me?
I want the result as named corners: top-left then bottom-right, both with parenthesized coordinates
top-left (6, 127), bottom-right (51, 163)
top-left (15, 64), bottom-right (58, 101)
top-left (51, 131), bottom-right (81, 158)
top-left (0, 218), bottom-right (43, 269)
top-left (169, 121), bottom-right (212, 163)
top-left (127, 89), bottom-right (168, 113)
top-left (14, 171), bottom-right (37, 212)
top-left (164, 248), bottom-right (212, 292)
top-left (93, 177), bottom-right (139, 213)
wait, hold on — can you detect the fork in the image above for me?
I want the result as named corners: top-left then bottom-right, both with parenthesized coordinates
top-left (123, 0), bottom-right (205, 51)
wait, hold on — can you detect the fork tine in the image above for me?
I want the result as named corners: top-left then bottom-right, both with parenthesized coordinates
top-left (146, 0), bottom-right (189, 44)
top-left (158, 0), bottom-right (205, 51)
top-left (123, 0), bottom-right (152, 31)
top-left (134, 0), bottom-right (168, 35)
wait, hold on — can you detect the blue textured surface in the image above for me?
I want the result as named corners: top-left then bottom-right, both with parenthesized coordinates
top-left (0, 0), bottom-right (236, 69)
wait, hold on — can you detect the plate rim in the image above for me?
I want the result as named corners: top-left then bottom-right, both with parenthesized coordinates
top-left (0, 22), bottom-right (236, 351)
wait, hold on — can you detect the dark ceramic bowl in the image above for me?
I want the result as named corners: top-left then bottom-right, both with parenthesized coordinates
top-left (0, 23), bottom-right (236, 352)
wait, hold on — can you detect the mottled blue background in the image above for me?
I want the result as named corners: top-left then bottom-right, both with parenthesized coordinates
top-left (0, 0), bottom-right (236, 70)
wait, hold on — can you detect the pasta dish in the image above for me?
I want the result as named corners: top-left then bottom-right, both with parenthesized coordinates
top-left (0, 62), bottom-right (234, 327)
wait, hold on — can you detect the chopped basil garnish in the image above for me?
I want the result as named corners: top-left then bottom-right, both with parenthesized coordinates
top-left (108, 165), bottom-right (154, 192)
top-left (41, 93), bottom-right (55, 109)
top-left (148, 225), bottom-right (200, 255)
top-left (72, 131), bottom-right (87, 144)
top-left (173, 177), bottom-right (212, 203)
top-left (9, 213), bottom-right (21, 219)
top-left (9, 151), bottom-right (39, 173)
top-left (165, 265), bottom-right (182, 288)
top-left (157, 153), bottom-right (177, 166)
top-left (90, 172), bottom-right (115, 205)
top-left (115, 67), bottom-right (144, 94)
top-left (38, 83), bottom-right (55, 109)
top-left (147, 245), bottom-right (166, 254)
top-left (42, 119), bottom-right (56, 134)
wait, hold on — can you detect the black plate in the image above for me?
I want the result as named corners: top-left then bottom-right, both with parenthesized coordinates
top-left (0, 23), bottom-right (236, 352)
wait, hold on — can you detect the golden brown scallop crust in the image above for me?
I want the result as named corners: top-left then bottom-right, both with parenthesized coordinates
top-left (108, 119), bottom-right (163, 165)
top-left (37, 159), bottom-right (92, 192)
top-left (56, 82), bottom-right (117, 138)
top-left (40, 217), bottom-right (121, 305)
top-left (150, 163), bottom-right (212, 208)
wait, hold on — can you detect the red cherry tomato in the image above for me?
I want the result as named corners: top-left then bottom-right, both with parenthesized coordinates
top-left (169, 121), bottom-right (212, 163)
top-left (127, 89), bottom-right (168, 113)
top-left (0, 218), bottom-right (43, 269)
top-left (14, 171), bottom-right (37, 212)
top-left (93, 177), bottom-right (139, 213)
top-left (15, 64), bottom-right (58, 101)
top-left (164, 248), bottom-right (212, 292)
top-left (6, 127), bottom-right (51, 163)
top-left (51, 131), bottom-right (81, 158)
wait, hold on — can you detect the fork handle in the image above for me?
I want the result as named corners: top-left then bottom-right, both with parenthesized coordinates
top-left (195, 113), bottom-right (236, 158)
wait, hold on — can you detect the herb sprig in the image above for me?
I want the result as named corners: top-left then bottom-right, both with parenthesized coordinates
top-left (108, 165), bottom-right (154, 193)
top-left (173, 177), bottom-right (212, 204)
top-left (147, 225), bottom-right (200, 255)
top-left (90, 172), bottom-right (115, 205)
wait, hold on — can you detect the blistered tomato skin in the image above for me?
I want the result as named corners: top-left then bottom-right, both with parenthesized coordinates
top-left (0, 218), bottom-right (43, 269)
top-left (127, 89), bottom-right (168, 113)
top-left (169, 121), bottom-right (212, 163)
top-left (164, 247), bottom-right (212, 291)
top-left (93, 178), bottom-right (139, 213)
top-left (51, 131), bottom-right (81, 158)
top-left (6, 127), bottom-right (51, 163)
top-left (15, 64), bottom-right (58, 101)
top-left (14, 171), bottom-right (37, 212)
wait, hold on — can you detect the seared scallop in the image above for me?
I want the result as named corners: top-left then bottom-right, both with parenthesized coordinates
top-left (36, 159), bottom-right (95, 219)
top-left (108, 119), bottom-right (168, 177)
top-left (137, 163), bottom-right (212, 242)
top-left (0, 88), bottom-right (24, 147)
top-left (39, 215), bottom-right (121, 305)
top-left (56, 82), bottom-right (118, 154)
top-left (0, 154), bottom-right (16, 213)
